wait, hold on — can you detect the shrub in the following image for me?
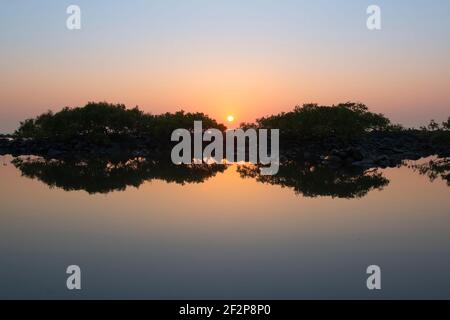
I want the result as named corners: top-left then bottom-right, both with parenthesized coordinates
top-left (428, 119), bottom-right (440, 131)
top-left (14, 102), bottom-right (226, 143)
top-left (253, 102), bottom-right (391, 142)
top-left (443, 117), bottom-right (450, 130)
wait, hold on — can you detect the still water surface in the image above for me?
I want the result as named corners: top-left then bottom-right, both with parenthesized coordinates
top-left (0, 155), bottom-right (449, 299)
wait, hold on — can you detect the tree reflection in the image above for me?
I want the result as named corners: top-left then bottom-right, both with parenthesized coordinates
top-left (237, 162), bottom-right (389, 198)
top-left (411, 158), bottom-right (450, 186)
top-left (12, 156), bottom-right (226, 194)
top-left (11, 156), bottom-right (393, 198)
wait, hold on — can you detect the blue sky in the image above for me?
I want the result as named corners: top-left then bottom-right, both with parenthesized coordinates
top-left (1, 0), bottom-right (449, 132)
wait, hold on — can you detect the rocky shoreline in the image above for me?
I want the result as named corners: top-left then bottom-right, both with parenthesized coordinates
top-left (0, 135), bottom-right (162, 160)
top-left (1, 131), bottom-right (449, 169)
top-left (282, 131), bottom-right (450, 169)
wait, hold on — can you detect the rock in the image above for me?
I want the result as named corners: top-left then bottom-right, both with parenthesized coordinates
top-left (352, 159), bottom-right (375, 168)
top-left (392, 147), bottom-right (406, 154)
top-left (47, 148), bottom-right (64, 158)
top-left (331, 149), bottom-right (347, 159)
top-left (323, 155), bottom-right (343, 168)
top-left (344, 157), bottom-right (355, 166)
top-left (303, 151), bottom-right (312, 160)
top-left (349, 148), bottom-right (364, 161)
top-left (324, 155), bottom-right (342, 163)
top-left (375, 155), bottom-right (390, 168)
top-left (403, 153), bottom-right (421, 161)
top-left (330, 149), bottom-right (340, 156)
top-left (388, 159), bottom-right (399, 168)
top-left (132, 150), bottom-right (148, 157)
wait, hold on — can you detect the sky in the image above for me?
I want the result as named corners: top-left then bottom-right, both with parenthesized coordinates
top-left (1, 0), bottom-right (449, 132)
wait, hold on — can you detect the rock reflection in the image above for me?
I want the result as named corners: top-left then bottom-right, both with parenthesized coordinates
top-left (237, 161), bottom-right (389, 198)
top-left (12, 156), bottom-right (226, 194)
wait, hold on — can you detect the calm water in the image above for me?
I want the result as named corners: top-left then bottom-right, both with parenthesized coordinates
top-left (0, 155), bottom-right (449, 299)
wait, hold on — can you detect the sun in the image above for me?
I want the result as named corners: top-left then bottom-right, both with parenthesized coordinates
top-left (227, 115), bottom-right (235, 123)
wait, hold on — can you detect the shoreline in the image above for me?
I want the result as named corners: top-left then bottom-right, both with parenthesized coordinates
top-left (1, 130), bottom-right (449, 170)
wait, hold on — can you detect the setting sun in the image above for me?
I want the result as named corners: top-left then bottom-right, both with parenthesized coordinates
top-left (227, 115), bottom-right (234, 123)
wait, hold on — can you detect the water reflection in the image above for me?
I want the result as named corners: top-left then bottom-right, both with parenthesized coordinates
top-left (237, 162), bottom-right (389, 198)
top-left (11, 155), bottom-right (394, 198)
top-left (411, 158), bottom-right (450, 186)
top-left (2, 155), bottom-right (450, 299)
top-left (12, 156), bottom-right (226, 194)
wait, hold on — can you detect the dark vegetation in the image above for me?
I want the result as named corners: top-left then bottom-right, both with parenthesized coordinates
top-left (241, 102), bottom-right (450, 168)
top-left (14, 102), bottom-right (226, 144)
top-left (2, 102), bottom-right (448, 198)
top-left (10, 154), bottom-right (449, 197)
top-left (11, 155), bottom-right (387, 198)
top-left (2, 102), bottom-right (226, 160)
top-left (242, 102), bottom-right (394, 143)
top-left (0, 101), bottom-right (449, 171)
top-left (411, 158), bottom-right (450, 186)
top-left (12, 156), bottom-right (226, 194)
top-left (237, 163), bottom-right (389, 199)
